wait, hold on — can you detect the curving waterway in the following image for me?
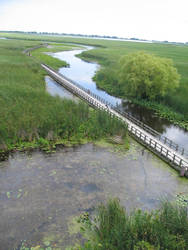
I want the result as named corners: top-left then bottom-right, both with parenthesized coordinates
top-left (46, 46), bottom-right (188, 150)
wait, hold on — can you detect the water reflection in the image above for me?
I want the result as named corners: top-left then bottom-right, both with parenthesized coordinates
top-left (45, 75), bottom-right (78, 101)
top-left (121, 100), bottom-right (188, 147)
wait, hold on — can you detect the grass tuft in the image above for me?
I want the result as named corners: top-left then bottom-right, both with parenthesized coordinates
top-left (71, 198), bottom-right (188, 249)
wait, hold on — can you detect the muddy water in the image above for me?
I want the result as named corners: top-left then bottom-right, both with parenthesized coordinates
top-left (0, 141), bottom-right (188, 249)
top-left (47, 47), bottom-right (188, 150)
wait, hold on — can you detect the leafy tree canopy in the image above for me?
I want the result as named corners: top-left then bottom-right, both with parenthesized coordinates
top-left (118, 51), bottom-right (180, 100)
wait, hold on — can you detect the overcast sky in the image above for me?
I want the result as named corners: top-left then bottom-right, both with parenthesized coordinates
top-left (0, 0), bottom-right (187, 42)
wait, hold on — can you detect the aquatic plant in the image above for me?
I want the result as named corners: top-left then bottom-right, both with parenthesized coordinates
top-left (70, 198), bottom-right (188, 249)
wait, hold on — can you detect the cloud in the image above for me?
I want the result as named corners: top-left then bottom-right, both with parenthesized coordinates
top-left (0, 0), bottom-right (187, 42)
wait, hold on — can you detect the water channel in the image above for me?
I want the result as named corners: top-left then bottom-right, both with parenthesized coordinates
top-left (46, 46), bottom-right (188, 150)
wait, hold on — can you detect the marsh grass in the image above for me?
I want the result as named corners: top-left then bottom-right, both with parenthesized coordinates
top-left (31, 46), bottom-right (74, 69)
top-left (72, 198), bottom-right (188, 249)
top-left (0, 39), bottom-right (128, 154)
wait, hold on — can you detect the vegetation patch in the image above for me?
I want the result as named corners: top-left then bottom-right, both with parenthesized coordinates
top-left (94, 137), bottom-right (130, 154)
top-left (0, 39), bottom-right (128, 160)
top-left (69, 198), bottom-right (188, 249)
top-left (129, 98), bottom-right (188, 130)
top-left (31, 46), bottom-right (70, 70)
top-left (118, 51), bottom-right (180, 100)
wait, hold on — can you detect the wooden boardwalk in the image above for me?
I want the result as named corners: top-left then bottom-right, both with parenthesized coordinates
top-left (41, 63), bottom-right (188, 177)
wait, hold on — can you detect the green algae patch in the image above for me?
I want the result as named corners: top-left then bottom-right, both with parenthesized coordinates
top-left (94, 137), bottom-right (130, 154)
top-left (68, 216), bottom-right (82, 236)
top-left (19, 234), bottom-right (63, 250)
top-left (0, 135), bottom-right (130, 162)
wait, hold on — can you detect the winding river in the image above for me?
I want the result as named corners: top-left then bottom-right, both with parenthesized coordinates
top-left (46, 46), bottom-right (188, 150)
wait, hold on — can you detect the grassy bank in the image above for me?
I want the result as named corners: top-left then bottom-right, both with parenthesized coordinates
top-left (31, 47), bottom-right (69, 70)
top-left (0, 39), bottom-right (128, 159)
top-left (69, 198), bottom-right (188, 249)
top-left (1, 32), bottom-right (187, 127)
top-left (31, 43), bottom-right (82, 70)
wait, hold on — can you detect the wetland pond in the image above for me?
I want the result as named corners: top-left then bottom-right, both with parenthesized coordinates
top-left (1, 141), bottom-right (188, 249)
top-left (46, 46), bottom-right (188, 150)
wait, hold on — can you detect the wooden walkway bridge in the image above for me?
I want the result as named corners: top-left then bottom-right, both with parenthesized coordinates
top-left (41, 63), bottom-right (188, 177)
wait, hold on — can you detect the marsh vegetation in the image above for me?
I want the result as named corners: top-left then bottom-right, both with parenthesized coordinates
top-left (1, 32), bottom-right (187, 129)
top-left (71, 198), bottom-right (188, 249)
top-left (0, 39), bottom-right (128, 156)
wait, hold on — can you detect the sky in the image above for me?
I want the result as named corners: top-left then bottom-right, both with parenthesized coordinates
top-left (0, 0), bottom-right (188, 43)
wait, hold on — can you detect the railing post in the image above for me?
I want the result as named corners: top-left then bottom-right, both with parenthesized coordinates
top-left (144, 135), bottom-right (146, 142)
top-left (179, 159), bottom-right (183, 167)
top-left (173, 154), bottom-right (176, 163)
top-left (149, 138), bottom-right (152, 145)
top-left (166, 150), bottom-right (169, 157)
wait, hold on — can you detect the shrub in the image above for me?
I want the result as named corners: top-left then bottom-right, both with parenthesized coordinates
top-left (118, 51), bottom-right (180, 100)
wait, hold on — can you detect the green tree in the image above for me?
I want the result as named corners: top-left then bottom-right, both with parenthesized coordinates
top-left (118, 51), bottom-right (180, 100)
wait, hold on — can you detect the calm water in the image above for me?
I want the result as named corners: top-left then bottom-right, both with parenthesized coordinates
top-left (45, 75), bottom-right (78, 101)
top-left (1, 141), bottom-right (188, 249)
top-left (46, 47), bottom-right (188, 150)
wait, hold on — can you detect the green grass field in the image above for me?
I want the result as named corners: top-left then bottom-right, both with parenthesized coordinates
top-left (1, 32), bottom-right (188, 122)
top-left (0, 38), bottom-right (128, 156)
